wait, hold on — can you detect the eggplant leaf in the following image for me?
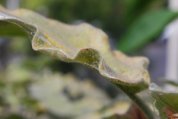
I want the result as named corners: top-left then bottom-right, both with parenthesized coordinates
top-left (0, 6), bottom-right (150, 93)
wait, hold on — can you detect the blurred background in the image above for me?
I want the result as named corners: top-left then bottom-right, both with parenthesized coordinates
top-left (0, 0), bottom-right (178, 119)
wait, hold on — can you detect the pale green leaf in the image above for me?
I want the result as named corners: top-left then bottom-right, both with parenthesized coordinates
top-left (78, 97), bottom-right (132, 119)
top-left (29, 71), bottom-right (110, 118)
top-left (0, 6), bottom-right (150, 93)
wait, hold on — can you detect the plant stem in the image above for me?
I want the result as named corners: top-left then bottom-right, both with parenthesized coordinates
top-left (126, 92), bottom-right (154, 119)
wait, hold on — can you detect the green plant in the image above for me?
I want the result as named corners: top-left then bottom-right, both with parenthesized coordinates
top-left (118, 10), bottom-right (178, 53)
top-left (0, 6), bottom-right (178, 119)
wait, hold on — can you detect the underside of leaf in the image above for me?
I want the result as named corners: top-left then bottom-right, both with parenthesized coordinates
top-left (0, 6), bottom-right (150, 93)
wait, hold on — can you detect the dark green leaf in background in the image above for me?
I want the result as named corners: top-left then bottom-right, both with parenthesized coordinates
top-left (118, 10), bottom-right (178, 53)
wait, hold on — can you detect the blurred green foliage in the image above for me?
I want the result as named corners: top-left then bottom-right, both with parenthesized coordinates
top-left (0, 0), bottom-right (5, 5)
top-left (118, 10), bottom-right (178, 52)
top-left (0, 59), bottom-right (135, 119)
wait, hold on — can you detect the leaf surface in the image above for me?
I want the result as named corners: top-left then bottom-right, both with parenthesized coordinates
top-left (0, 6), bottom-right (150, 93)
